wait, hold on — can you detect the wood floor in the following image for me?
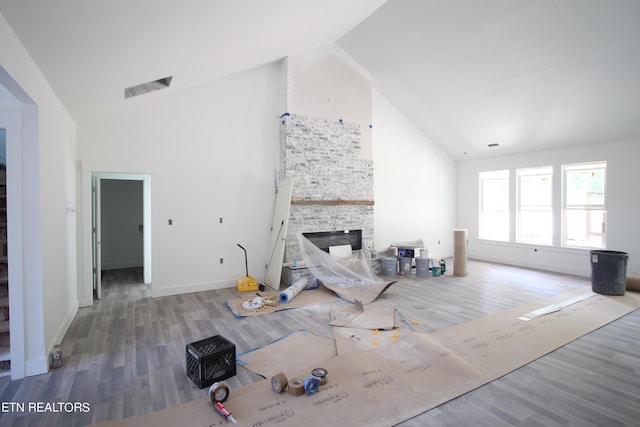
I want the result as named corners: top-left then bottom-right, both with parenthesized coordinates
top-left (0, 260), bottom-right (638, 426)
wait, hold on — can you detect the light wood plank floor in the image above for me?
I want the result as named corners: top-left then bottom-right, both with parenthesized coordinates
top-left (0, 260), bottom-right (638, 426)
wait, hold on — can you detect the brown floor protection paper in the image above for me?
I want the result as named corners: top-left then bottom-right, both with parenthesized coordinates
top-left (333, 325), bottom-right (407, 355)
top-left (328, 300), bottom-right (397, 330)
top-left (236, 331), bottom-right (337, 379)
top-left (91, 288), bottom-right (640, 427)
top-left (225, 285), bottom-right (339, 317)
top-left (321, 280), bottom-right (397, 304)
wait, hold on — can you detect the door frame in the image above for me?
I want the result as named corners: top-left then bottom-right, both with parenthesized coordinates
top-left (1, 110), bottom-right (26, 380)
top-left (80, 165), bottom-right (152, 306)
top-left (1, 66), bottom-right (45, 379)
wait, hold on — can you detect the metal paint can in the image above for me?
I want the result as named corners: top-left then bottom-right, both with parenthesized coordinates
top-left (50, 344), bottom-right (62, 368)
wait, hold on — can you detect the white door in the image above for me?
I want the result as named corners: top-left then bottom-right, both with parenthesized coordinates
top-left (92, 176), bottom-right (102, 299)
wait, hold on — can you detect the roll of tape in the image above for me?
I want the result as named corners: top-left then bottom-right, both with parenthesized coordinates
top-left (209, 382), bottom-right (230, 404)
top-left (271, 372), bottom-right (288, 393)
top-left (304, 376), bottom-right (320, 395)
top-left (287, 378), bottom-right (305, 396)
top-left (311, 367), bottom-right (328, 385)
top-left (311, 368), bottom-right (327, 379)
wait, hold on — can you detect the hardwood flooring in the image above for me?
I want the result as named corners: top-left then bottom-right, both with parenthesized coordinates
top-left (0, 260), bottom-right (638, 426)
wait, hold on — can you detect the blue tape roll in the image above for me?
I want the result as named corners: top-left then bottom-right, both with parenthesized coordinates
top-left (304, 376), bottom-right (320, 395)
top-left (279, 292), bottom-right (290, 304)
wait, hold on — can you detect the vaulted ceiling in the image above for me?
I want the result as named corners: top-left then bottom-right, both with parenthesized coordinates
top-left (2, 0), bottom-right (639, 160)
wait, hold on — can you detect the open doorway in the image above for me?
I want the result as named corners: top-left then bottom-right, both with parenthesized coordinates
top-left (91, 172), bottom-right (151, 302)
top-left (98, 179), bottom-right (144, 298)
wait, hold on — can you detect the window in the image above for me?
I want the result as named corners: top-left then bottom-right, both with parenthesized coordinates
top-left (517, 166), bottom-right (553, 244)
top-left (479, 170), bottom-right (509, 241)
top-left (562, 162), bottom-right (606, 248)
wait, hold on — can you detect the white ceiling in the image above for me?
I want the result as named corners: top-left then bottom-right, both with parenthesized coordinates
top-left (0, 0), bottom-right (387, 119)
top-left (338, 0), bottom-right (640, 160)
top-left (2, 0), bottom-right (640, 160)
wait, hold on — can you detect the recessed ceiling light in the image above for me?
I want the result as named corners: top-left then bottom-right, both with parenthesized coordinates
top-left (124, 76), bottom-right (173, 99)
top-left (488, 143), bottom-right (500, 147)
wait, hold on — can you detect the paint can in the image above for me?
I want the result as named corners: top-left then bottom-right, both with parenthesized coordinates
top-left (50, 344), bottom-right (63, 368)
top-left (382, 257), bottom-right (397, 276)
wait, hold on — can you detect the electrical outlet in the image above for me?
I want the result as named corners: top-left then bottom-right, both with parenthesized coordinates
top-left (219, 258), bottom-right (224, 264)
top-left (220, 218), bottom-right (223, 223)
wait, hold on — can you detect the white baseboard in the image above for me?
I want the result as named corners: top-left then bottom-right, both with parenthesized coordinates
top-left (39, 299), bottom-right (80, 375)
top-left (470, 254), bottom-right (589, 277)
top-left (152, 279), bottom-right (237, 298)
top-left (25, 355), bottom-right (49, 377)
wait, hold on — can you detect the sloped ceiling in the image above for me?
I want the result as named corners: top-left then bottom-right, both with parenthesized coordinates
top-left (338, 0), bottom-right (640, 160)
top-left (0, 0), bottom-right (386, 119)
top-left (2, 0), bottom-right (640, 160)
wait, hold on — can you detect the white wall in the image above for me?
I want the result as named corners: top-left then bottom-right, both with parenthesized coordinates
top-left (286, 45), bottom-right (373, 160)
top-left (286, 46), bottom-right (458, 259)
top-left (77, 61), bottom-right (285, 298)
top-left (372, 90), bottom-right (457, 258)
top-left (1, 12), bottom-right (78, 377)
top-left (457, 140), bottom-right (640, 276)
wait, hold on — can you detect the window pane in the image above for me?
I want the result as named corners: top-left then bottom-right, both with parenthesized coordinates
top-left (517, 166), bottom-right (552, 244)
top-left (565, 164), bottom-right (605, 206)
top-left (520, 175), bottom-right (551, 206)
top-left (564, 209), bottom-right (605, 248)
top-left (519, 168), bottom-right (552, 206)
top-left (479, 170), bottom-right (509, 241)
top-left (518, 211), bottom-right (552, 244)
top-left (563, 162), bottom-right (606, 249)
top-left (482, 178), bottom-right (508, 210)
top-left (480, 212), bottom-right (509, 241)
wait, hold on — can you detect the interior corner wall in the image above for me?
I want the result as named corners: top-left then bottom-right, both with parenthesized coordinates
top-left (456, 140), bottom-right (640, 276)
top-left (372, 90), bottom-right (456, 258)
top-left (77, 61), bottom-right (285, 298)
top-left (1, 11), bottom-right (78, 377)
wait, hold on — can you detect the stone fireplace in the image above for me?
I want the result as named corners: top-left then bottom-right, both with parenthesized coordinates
top-left (279, 114), bottom-right (374, 284)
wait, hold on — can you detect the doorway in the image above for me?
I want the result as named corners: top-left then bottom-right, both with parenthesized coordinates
top-left (0, 72), bottom-right (38, 379)
top-left (90, 172), bottom-right (151, 303)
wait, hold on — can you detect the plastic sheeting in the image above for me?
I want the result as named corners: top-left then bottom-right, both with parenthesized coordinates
top-left (297, 232), bottom-right (377, 287)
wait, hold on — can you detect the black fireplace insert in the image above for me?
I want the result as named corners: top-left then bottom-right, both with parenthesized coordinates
top-left (302, 230), bottom-right (362, 253)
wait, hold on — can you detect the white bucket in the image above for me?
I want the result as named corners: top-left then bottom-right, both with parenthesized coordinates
top-left (416, 258), bottom-right (429, 276)
top-left (382, 257), bottom-right (397, 276)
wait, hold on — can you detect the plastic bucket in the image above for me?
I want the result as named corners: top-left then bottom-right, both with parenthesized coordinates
top-left (590, 250), bottom-right (628, 295)
top-left (416, 258), bottom-right (429, 277)
top-left (399, 257), bottom-right (412, 275)
top-left (382, 257), bottom-right (397, 276)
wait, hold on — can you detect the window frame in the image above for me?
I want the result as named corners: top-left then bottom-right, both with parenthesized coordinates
top-left (516, 166), bottom-right (553, 245)
top-left (478, 169), bottom-right (510, 242)
top-left (561, 161), bottom-right (607, 248)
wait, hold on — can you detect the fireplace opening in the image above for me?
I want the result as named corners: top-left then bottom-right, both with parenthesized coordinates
top-left (302, 230), bottom-right (362, 253)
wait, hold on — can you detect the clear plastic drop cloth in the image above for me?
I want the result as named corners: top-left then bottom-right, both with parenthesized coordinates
top-left (297, 232), bottom-right (377, 287)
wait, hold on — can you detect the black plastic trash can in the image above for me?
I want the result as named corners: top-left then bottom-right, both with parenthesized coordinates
top-left (590, 250), bottom-right (628, 295)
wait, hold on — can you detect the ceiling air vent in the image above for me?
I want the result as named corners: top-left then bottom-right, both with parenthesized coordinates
top-left (488, 143), bottom-right (500, 148)
top-left (124, 76), bottom-right (173, 99)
